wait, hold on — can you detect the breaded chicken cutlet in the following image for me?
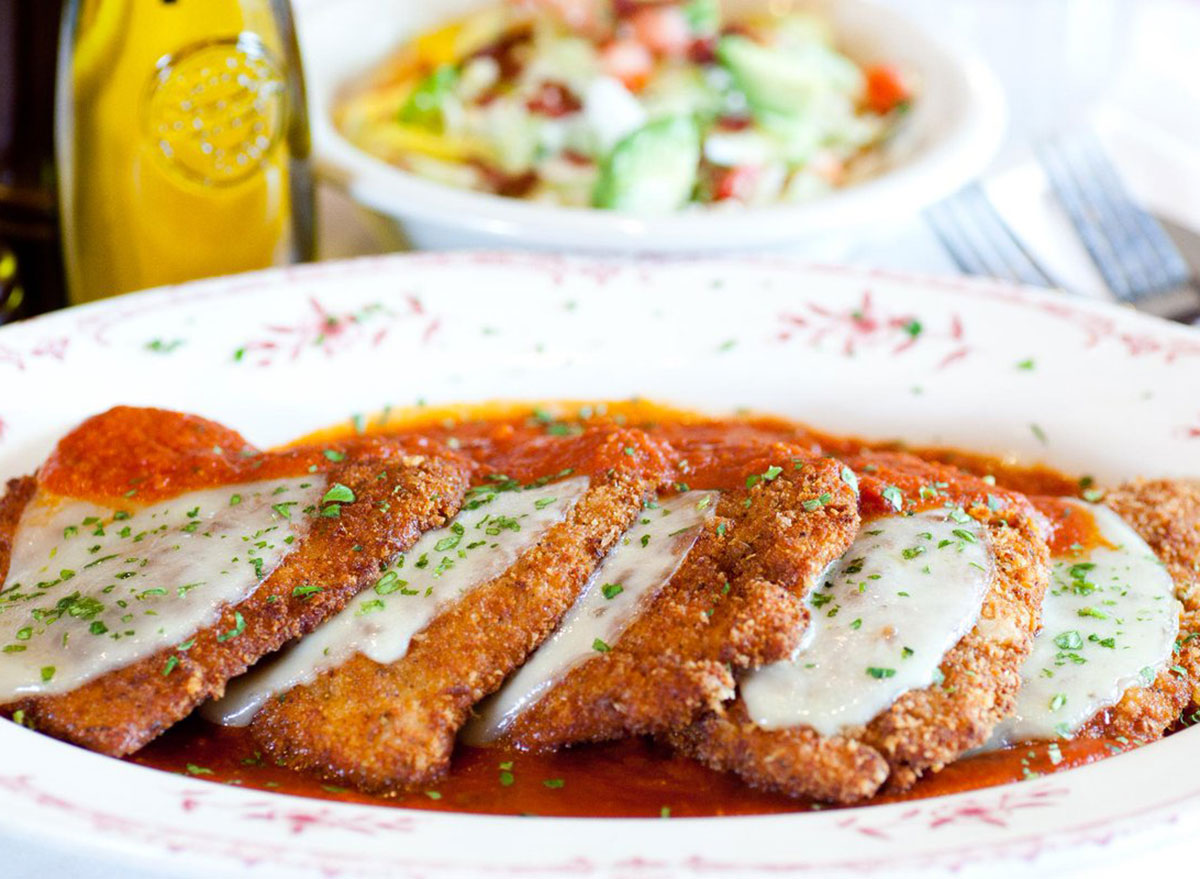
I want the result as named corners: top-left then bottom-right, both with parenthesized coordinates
top-left (246, 428), bottom-right (676, 792)
top-left (893, 452), bottom-right (1200, 748)
top-left (497, 452), bottom-right (860, 750)
top-left (0, 407), bottom-right (472, 755)
top-left (670, 451), bottom-right (1051, 803)
top-left (1084, 479), bottom-right (1200, 733)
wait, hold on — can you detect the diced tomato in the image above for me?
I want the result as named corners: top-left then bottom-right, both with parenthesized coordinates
top-left (629, 5), bottom-right (691, 57)
top-left (526, 81), bottom-right (583, 117)
top-left (600, 38), bottom-right (655, 91)
top-left (864, 64), bottom-right (910, 114)
top-left (712, 165), bottom-right (760, 202)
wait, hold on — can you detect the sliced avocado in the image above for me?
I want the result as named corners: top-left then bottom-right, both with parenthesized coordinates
top-left (399, 64), bottom-right (459, 132)
top-left (593, 116), bottom-right (701, 213)
top-left (717, 34), bottom-right (863, 118)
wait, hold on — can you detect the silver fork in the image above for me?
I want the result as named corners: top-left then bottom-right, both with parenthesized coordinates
top-left (923, 182), bottom-right (1063, 290)
top-left (1038, 132), bottom-right (1200, 323)
top-left (925, 137), bottom-right (1200, 324)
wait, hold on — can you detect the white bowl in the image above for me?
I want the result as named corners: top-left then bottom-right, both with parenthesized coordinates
top-left (294, 0), bottom-right (1007, 253)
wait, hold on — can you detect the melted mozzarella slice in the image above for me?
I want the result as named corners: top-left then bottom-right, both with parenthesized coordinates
top-left (742, 510), bottom-right (992, 736)
top-left (0, 476), bottom-right (323, 701)
top-left (207, 477), bottom-right (590, 726)
top-left (463, 490), bottom-right (718, 744)
top-left (991, 500), bottom-right (1179, 746)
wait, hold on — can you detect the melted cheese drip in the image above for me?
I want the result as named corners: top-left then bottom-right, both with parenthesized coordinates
top-left (0, 477), bottom-right (323, 700)
top-left (742, 510), bottom-right (992, 736)
top-left (463, 491), bottom-right (718, 744)
top-left (991, 500), bottom-right (1179, 746)
top-left (206, 478), bottom-right (589, 726)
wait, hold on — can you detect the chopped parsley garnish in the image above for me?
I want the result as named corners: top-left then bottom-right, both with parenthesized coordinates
top-left (323, 483), bottom-right (356, 505)
top-left (216, 611), bottom-right (246, 642)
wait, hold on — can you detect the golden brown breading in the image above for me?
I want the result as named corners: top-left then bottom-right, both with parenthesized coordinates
top-left (249, 431), bottom-right (671, 792)
top-left (1106, 479), bottom-right (1200, 611)
top-left (862, 499), bottom-right (1049, 791)
top-left (1076, 665), bottom-right (1189, 743)
top-left (1103, 479), bottom-right (1200, 719)
top-left (673, 451), bottom-right (1050, 803)
top-left (1, 445), bottom-right (472, 756)
top-left (504, 455), bottom-right (860, 750)
top-left (0, 476), bottom-right (36, 585)
top-left (671, 697), bottom-right (890, 804)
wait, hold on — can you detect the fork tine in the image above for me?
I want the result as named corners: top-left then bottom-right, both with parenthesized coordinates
top-left (958, 184), bottom-right (1059, 288)
top-left (1039, 134), bottom-right (1192, 302)
top-left (924, 183), bottom-right (1058, 288)
top-left (1061, 135), bottom-right (1172, 294)
top-left (1073, 134), bottom-right (1192, 292)
top-left (1038, 139), bottom-right (1137, 299)
top-left (924, 195), bottom-right (1000, 280)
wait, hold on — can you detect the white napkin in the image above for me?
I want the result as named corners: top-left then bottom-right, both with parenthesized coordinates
top-left (832, 108), bottom-right (1200, 304)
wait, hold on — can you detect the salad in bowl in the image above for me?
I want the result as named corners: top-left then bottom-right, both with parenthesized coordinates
top-left (297, 0), bottom-right (1003, 251)
top-left (336, 0), bottom-right (914, 212)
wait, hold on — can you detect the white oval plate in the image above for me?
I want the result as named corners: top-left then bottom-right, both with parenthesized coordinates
top-left (2, 254), bottom-right (1200, 878)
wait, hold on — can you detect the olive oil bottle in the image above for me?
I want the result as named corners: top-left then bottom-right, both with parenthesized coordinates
top-left (56, 0), bottom-right (314, 305)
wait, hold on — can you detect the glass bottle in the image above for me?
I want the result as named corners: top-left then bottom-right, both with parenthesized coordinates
top-left (56, 0), bottom-right (314, 305)
top-left (0, 0), bottom-right (69, 323)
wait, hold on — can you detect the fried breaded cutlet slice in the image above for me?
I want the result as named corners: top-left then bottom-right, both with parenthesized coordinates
top-left (0, 407), bottom-right (472, 755)
top-left (887, 449), bottom-right (1198, 745)
top-left (1098, 479), bottom-right (1200, 728)
top-left (671, 451), bottom-right (1051, 803)
top-left (500, 454), bottom-right (860, 750)
top-left (248, 428), bottom-right (674, 792)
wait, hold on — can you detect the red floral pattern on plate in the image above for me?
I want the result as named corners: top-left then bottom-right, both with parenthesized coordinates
top-left (233, 296), bottom-right (435, 367)
top-left (0, 335), bottom-right (70, 371)
top-left (0, 771), bottom-right (1196, 878)
top-left (179, 787), bottom-right (416, 836)
top-left (776, 289), bottom-right (970, 369)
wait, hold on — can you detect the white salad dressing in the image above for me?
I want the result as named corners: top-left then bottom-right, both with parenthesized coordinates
top-left (991, 500), bottom-right (1179, 746)
top-left (0, 476), bottom-right (324, 701)
top-left (206, 478), bottom-right (589, 726)
top-left (463, 490), bottom-right (718, 744)
top-left (742, 510), bottom-right (992, 736)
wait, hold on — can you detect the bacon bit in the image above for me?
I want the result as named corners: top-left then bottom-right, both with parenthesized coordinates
top-left (687, 36), bottom-right (717, 64)
top-left (526, 81), bottom-right (582, 117)
top-left (629, 4), bottom-right (691, 57)
top-left (469, 26), bottom-right (533, 80)
top-left (561, 149), bottom-right (594, 167)
top-left (864, 65), bottom-right (910, 114)
top-left (471, 161), bottom-right (539, 198)
top-left (714, 114), bottom-right (753, 132)
top-left (600, 39), bottom-right (655, 92)
top-left (712, 165), bottom-right (761, 202)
